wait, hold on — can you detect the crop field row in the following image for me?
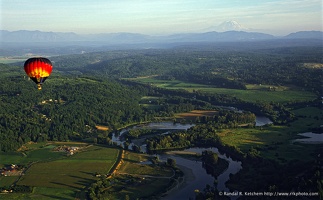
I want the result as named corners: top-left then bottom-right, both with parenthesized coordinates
top-left (174, 110), bottom-right (218, 120)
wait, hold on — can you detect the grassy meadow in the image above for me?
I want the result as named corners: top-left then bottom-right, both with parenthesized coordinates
top-left (130, 77), bottom-right (316, 103)
top-left (217, 106), bottom-right (322, 162)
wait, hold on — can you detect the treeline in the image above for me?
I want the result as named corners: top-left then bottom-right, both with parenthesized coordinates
top-left (146, 111), bottom-right (255, 153)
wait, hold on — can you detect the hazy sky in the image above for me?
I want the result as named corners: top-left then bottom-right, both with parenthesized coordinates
top-left (1, 0), bottom-right (322, 35)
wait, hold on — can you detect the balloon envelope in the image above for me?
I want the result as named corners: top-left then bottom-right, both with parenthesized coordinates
top-left (24, 57), bottom-right (53, 90)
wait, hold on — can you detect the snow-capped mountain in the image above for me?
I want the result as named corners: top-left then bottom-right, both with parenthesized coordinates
top-left (204, 20), bottom-right (250, 32)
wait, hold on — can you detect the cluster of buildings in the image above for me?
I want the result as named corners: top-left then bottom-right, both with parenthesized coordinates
top-left (53, 145), bottom-right (80, 156)
top-left (0, 164), bottom-right (21, 177)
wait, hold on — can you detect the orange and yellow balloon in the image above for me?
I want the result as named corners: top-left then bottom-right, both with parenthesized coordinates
top-left (24, 57), bottom-right (53, 90)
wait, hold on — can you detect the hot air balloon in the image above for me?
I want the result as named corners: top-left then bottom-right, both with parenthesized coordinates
top-left (24, 57), bottom-right (53, 90)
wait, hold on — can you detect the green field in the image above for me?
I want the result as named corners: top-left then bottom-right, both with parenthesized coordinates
top-left (0, 57), bottom-right (27, 64)
top-left (0, 145), bottom-right (119, 200)
top-left (217, 106), bottom-right (322, 162)
top-left (129, 77), bottom-right (316, 103)
top-left (1, 143), bottom-right (177, 200)
top-left (1, 142), bottom-right (89, 167)
top-left (0, 187), bottom-right (76, 200)
top-left (0, 176), bottom-right (17, 187)
top-left (17, 146), bottom-right (118, 189)
top-left (0, 56), bottom-right (56, 64)
top-left (0, 148), bottom-right (65, 167)
top-left (199, 87), bottom-right (315, 103)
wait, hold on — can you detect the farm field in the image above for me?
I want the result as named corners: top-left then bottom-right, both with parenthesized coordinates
top-left (95, 125), bottom-right (109, 131)
top-left (17, 146), bottom-right (118, 189)
top-left (0, 144), bottom-right (119, 200)
top-left (0, 143), bottom-right (177, 200)
top-left (1, 142), bottom-right (89, 167)
top-left (0, 176), bottom-right (16, 187)
top-left (129, 77), bottom-right (316, 103)
top-left (174, 110), bottom-right (218, 121)
top-left (0, 147), bottom-right (65, 168)
top-left (0, 187), bottom-right (76, 200)
top-left (0, 56), bottom-right (58, 64)
top-left (0, 57), bottom-right (28, 64)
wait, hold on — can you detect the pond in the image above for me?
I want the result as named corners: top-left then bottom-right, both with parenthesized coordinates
top-left (293, 132), bottom-right (323, 144)
top-left (255, 116), bottom-right (273, 126)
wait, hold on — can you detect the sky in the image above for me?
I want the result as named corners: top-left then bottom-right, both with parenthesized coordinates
top-left (1, 0), bottom-right (322, 35)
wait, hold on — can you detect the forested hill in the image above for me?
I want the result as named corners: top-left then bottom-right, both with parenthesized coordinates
top-left (49, 46), bottom-right (323, 94)
top-left (0, 64), bottom-right (146, 151)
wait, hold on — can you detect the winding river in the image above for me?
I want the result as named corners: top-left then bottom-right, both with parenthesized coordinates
top-left (111, 116), bottom-right (271, 199)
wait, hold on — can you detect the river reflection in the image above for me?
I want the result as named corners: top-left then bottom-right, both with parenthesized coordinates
top-left (255, 116), bottom-right (273, 126)
top-left (111, 122), bottom-right (243, 200)
top-left (111, 122), bottom-right (194, 152)
top-left (160, 148), bottom-right (242, 200)
top-left (159, 153), bottom-right (214, 200)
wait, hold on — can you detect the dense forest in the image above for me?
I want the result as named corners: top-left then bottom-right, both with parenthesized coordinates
top-left (0, 72), bottom-right (141, 151)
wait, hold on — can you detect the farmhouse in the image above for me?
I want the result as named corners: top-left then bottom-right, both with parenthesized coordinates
top-left (1, 189), bottom-right (13, 193)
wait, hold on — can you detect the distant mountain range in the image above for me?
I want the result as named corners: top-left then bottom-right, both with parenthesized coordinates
top-left (1, 29), bottom-right (322, 45)
top-left (0, 21), bottom-right (322, 56)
